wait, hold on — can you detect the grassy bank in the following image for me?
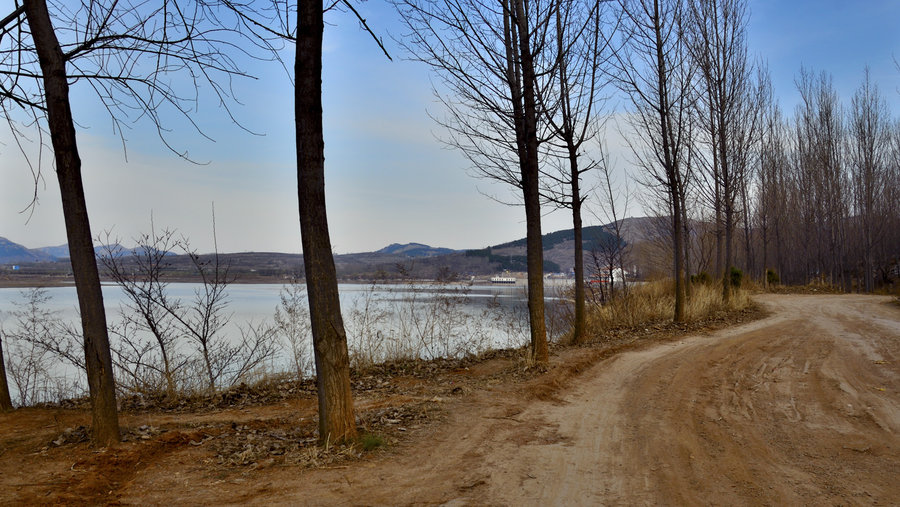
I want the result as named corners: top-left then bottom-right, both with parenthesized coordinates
top-left (583, 279), bottom-right (752, 340)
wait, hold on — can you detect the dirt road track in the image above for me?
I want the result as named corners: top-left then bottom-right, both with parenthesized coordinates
top-left (111, 294), bottom-right (898, 505)
top-left (474, 294), bottom-right (900, 506)
top-left (249, 294), bottom-right (898, 506)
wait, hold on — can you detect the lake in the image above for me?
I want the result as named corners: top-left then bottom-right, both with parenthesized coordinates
top-left (0, 281), bottom-right (533, 331)
top-left (0, 281), bottom-right (571, 403)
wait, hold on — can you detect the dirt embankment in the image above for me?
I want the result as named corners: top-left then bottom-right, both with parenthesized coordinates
top-left (2, 294), bottom-right (898, 505)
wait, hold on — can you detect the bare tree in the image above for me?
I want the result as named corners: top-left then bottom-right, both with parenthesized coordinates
top-left (590, 145), bottom-right (632, 300)
top-left (2, 288), bottom-right (64, 406)
top-left (684, 0), bottom-right (752, 298)
top-left (98, 228), bottom-right (185, 397)
top-left (397, 0), bottom-right (552, 362)
top-left (274, 278), bottom-right (313, 380)
top-left (793, 68), bottom-right (847, 287)
top-left (0, 330), bottom-right (12, 410)
top-left (294, 0), bottom-right (358, 443)
top-left (219, 0), bottom-right (392, 444)
top-left (540, 0), bottom-right (617, 344)
top-left (1, 0), bottom-right (254, 445)
top-left (613, 0), bottom-right (693, 322)
top-left (847, 67), bottom-right (891, 292)
top-left (165, 240), bottom-right (234, 392)
top-left (100, 224), bottom-right (279, 393)
top-left (744, 65), bottom-right (900, 290)
top-left (754, 65), bottom-right (789, 287)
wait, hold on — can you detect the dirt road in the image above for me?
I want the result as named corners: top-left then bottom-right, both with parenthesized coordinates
top-left (11, 294), bottom-right (890, 504)
top-left (191, 293), bottom-right (897, 506)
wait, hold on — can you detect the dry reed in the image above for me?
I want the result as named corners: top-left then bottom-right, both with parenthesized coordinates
top-left (585, 279), bottom-right (751, 335)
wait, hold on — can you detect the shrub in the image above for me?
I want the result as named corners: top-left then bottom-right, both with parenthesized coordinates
top-left (729, 266), bottom-right (743, 288)
top-left (358, 432), bottom-right (385, 451)
top-left (766, 268), bottom-right (780, 286)
top-left (691, 271), bottom-right (713, 285)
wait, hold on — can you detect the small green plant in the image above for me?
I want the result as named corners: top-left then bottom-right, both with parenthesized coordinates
top-left (358, 432), bottom-right (386, 451)
top-left (729, 267), bottom-right (743, 288)
top-left (766, 268), bottom-right (780, 286)
top-left (691, 271), bottom-right (713, 285)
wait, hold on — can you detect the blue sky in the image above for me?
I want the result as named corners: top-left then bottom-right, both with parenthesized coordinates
top-left (1, 0), bottom-right (898, 254)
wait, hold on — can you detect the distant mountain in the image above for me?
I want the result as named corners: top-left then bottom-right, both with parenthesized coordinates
top-left (0, 237), bottom-right (54, 264)
top-left (33, 242), bottom-right (173, 260)
top-left (2, 216), bottom-right (663, 278)
top-left (34, 243), bottom-right (70, 259)
top-left (461, 216), bottom-right (666, 274)
top-left (376, 243), bottom-right (457, 258)
top-left (491, 224), bottom-right (622, 251)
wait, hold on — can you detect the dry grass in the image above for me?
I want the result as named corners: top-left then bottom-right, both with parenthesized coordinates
top-left (586, 279), bottom-right (751, 334)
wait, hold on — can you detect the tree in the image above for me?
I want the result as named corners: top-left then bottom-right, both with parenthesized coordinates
top-left (754, 66), bottom-right (790, 287)
top-left (684, 0), bottom-right (752, 298)
top-left (847, 68), bottom-right (891, 292)
top-left (221, 0), bottom-right (390, 445)
top-left (793, 68), bottom-right (846, 287)
top-left (15, 0), bottom-right (119, 444)
top-left (614, 0), bottom-right (693, 322)
top-left (98, 229), bottom-right (184, 397)
top-left (1, 0), bottom-right (253, 445)
top-left (295, 0), bottom-right (357, 441)
top-left (2, 288), bottom-right (63, 406)
top-left (540, 0), bottom-right (617, 343)
top-left (591, 145), bottom-right (632, 301)
top-left (274, 278), bottom-right (313, 380)
top-left (397, 0), bottom-right (552, 362)
top-left (0, 330), bottom-right (15, 411)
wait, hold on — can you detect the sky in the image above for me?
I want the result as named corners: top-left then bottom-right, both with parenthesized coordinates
top-left (1, 0), bottom-right (898, 255)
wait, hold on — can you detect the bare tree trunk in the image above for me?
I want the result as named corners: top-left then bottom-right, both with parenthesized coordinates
top-left (296, 0), bottom-right (357, 444)
top-left (712, 121), bottom-right (723, 279)
top-left (741, 177), bottom-right (753, 278)
top-left (682, 199), bottom-right (692, 300)
top-left (572, 169), bottom-right (586, 344)
top-left (652, 0), bottom-right (685, 323)
top-left (514, 0), bottom-right (549, 364)
top-left (0, 337), bottom-right (13, 411)
top-left (24, 0), bottom-right (119, 445)
top-left (720, 109), bottom-right (734, 301)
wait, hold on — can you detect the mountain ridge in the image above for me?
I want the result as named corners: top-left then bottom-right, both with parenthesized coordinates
top-left (1, 216), bottom-right (660, 277)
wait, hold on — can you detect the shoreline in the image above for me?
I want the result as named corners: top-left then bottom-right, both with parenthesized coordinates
top-left (0, 275), bottom-right (540, 290)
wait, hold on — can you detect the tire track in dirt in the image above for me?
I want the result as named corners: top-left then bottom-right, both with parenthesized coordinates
top-left (115, 294), bottom-right (899, 505)
top-left (474, 294), bottom-right (899, 506)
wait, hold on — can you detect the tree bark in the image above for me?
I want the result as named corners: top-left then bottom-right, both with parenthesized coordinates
top-left (719, 107), bottom-right (734, 301)
top-left (0, 337), bottom-right (13, 411)
top-left (571, 159), bottom-right (586, 344)
top-left (296, 0), bottom-right (357, 444)
top-left (652, 0), bottom-right (685, 323)
top-left (514, 0), bottom-right (549, 364)
top-left (682, 198), bottom-right (692, 300)
top-left (24, 0), bottom-right (120, 445)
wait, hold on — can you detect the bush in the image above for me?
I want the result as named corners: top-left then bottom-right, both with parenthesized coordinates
top-left (729, 267), bottom-right (743, 288)
top-left (358, 433), bottom-right (385, 451)
top-left (691, 271), bottom-right (713, 285)
top-left (766, 268), bottom-right (780, 286)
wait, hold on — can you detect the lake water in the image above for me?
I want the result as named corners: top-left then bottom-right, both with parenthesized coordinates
top-left (0, 281), bottom-right (570, 403)
top-left (0, 281), bottom-right (532, 330)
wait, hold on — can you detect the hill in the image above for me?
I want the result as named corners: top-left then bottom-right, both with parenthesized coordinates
top-left (0, 237), bottom-right (54, 264)
top-left (1, 217), bottom-right (663, 281)
top-left (376, 243), bottom-right (457, 257)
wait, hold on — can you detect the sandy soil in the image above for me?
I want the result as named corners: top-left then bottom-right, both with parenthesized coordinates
top-left (2, 294), bottom-right (898, 505)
